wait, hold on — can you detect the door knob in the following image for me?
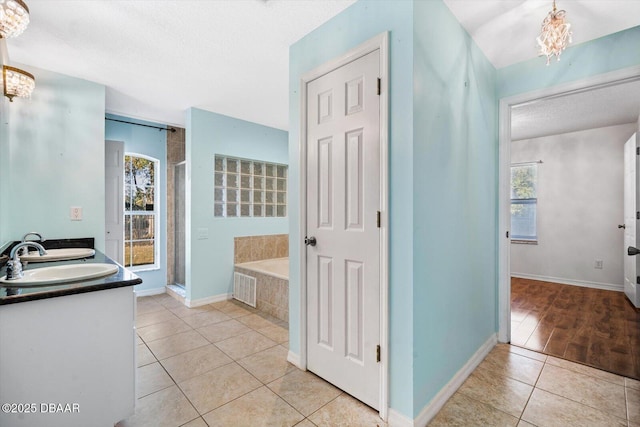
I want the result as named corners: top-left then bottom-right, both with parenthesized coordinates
top-left (618, 224), bottom-right (626, 229)
top-left (304, 236), bottom-right (317, 247)
top-left (628, 246), bottom-right (640, 256)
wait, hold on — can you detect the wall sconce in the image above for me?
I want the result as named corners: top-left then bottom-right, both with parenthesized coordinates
top-left (0, 0), bottom-right (30, 39)
top-left (3, 65), bottom-right (35, 101)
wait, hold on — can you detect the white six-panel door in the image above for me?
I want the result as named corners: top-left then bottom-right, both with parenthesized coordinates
top-left (624, 133), bottom-right (640, 308)
top-left (105, 140), bottom-right (125, 265)
top-left (306, 50), bottom-right (381, 409)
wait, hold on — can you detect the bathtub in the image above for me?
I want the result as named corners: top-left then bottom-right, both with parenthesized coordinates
top-left (234, 257), bottom-right (289, 322)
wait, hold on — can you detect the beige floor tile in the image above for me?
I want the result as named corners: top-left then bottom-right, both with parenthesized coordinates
top-left (197, 319), bottom-right (252, 343)
top-left (627, 377), bottom-right (640, 391)
top-left (521, 388), bottom-right (626, 427)
top-left (628, 387), bottom-right (640, 424)
top-left (516, 421), bottom-right (536, 427)
top-left (136, 298), bottom-right (166, 315)
top-left (182, 309), bottom-right (232, 329)
top-left (136, 362), bottom-right (175, 398)
top-left (137, 343), bottom-right (157, 367)
top-left (146, 330), bottom-right (209, 360)
top-left (153, 293), bottom-right (185, 309)
top-left (499, 344), bottom-right (547, 362)
top-left (136, 335), bottom-right (143, 345)
top-left (282, 342), bottom-right (289, 351)
top-left (116, 385), bottom-right (198, 427)
top-left (215, 330), bottom-right (278, 360)
top-left (181, 418), bottom-right (209, 427)
top-left (202, 386), bottom-right (304, 427)
top-left (257, 324), bottom-right (289, 343)
top-left (428, 392), bottom-right (518, 427)
top-left (478, 348), bottom-right (544, 385)
top-left (536, 364), bottom-right (626, 419)
top-left (308, 393), bottom-right (385, 427)
top-left (458, 366), bottom-right (533, 418)
top-left (546, 356), bottom-right (625, 386)
top-left (238, 313), bottom-right (281, 330)
top-left (267, 370), bottom-right (342, 417)
top-left (178, 362), bottom-right (262, 414)
top-left (136, 309), bottom-right (178, 328)
top-left (210, 300), bottom-right (257, 317)
top-left (137, 318), bottom-right (192, 342)
top-left (169, 304), bottom-right (214, 319)
top-left (160, 344), bottom-right (233, 383)
top-left (294, 420), bottom-right (316, 427)
top-left (237, 345), bottom-right (296, 384)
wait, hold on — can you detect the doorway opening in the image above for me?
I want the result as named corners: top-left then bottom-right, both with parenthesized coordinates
top-left (499, 66), bottom-right (640, 380)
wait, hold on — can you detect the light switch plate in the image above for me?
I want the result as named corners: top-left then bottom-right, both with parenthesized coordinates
top-left (197, 227), bottom-right (209, 240)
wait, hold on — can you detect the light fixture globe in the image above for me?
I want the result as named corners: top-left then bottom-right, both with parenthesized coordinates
top-left (0, 0), bottom-right (30, 39)
top-left (3, 65), bottom-right (35, 102)
top-left (537, 0), bottom-right (572, 65)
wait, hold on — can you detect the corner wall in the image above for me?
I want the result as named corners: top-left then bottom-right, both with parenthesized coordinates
top-left (3, 63), bottom-right (106, 249)
top-left (186, 108), bottom-right (288, 304)
top-left (413, 0), bottom-right (498, 417)
top-left (105, 114), bottom-right (168, 292)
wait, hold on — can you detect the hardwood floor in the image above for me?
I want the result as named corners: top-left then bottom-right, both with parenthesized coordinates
top-left (511, 277), bottom-right (640, 380)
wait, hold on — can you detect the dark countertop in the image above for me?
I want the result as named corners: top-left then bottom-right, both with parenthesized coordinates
top-left (0, 239), bottom-right (142, 305)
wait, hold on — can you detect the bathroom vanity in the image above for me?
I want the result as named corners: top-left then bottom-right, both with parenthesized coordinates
top-left (0, 240), bottom-right (141, 427)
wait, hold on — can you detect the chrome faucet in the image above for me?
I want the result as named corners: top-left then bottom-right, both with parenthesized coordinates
top-left (18, 232), bottom-right (43, 256)
top-left (5, 242), bottom-right (47, 280)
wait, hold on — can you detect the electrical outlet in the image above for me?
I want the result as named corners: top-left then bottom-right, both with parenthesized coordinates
top-left (595, 259), bottom-right (603, 269)
top-left (70, 206), bottom-right (83, 221)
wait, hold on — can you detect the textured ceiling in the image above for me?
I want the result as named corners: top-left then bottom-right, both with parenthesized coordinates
top-left (6, 0), bottom-right (357, 129)
top-left (511, 79), bottom-right (640, 141)
top-left (443, 0), bottom-right (640, 69)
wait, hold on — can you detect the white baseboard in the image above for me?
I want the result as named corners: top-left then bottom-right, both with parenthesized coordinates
top-left (134, 287), bottom-right (166, 297)
top-left (186, 293), bottom-right (232, 308)
top-left (511, 273), bottom-right (623, 292)
top-left (388, 409), bottom-right (413, 427)
top-left (412, 334), bottom-right (498, 427)
top-left (287, 351), bottom-right (303, 369)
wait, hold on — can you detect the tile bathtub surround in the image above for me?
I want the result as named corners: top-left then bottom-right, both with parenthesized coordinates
top-left (125, 295), bottom-right (640, 426)
top-left (234, 234), bottom-right (288, 264)
top-left (235, 266), bottom-right (289, 322)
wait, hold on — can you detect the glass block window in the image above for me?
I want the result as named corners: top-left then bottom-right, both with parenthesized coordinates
top-left (215, 155), bottom-right (287, 218)
top-left (124, 154), bottom-right (159, 269)
top-left (510, 163), bottom-right (538, 242)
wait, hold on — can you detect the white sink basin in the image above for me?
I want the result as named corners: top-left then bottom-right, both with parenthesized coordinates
top-left (0, 263), bottom-right (118, 285)
top-left (20, 248), bottom-right (95, 262)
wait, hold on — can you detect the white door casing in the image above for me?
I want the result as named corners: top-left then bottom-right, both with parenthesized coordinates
top-left (105, 140), bottom-right (124, 265)
top-left (306, 49), bottom-right (381, 410)
top-left (624, 133), bottom-right (640, 308)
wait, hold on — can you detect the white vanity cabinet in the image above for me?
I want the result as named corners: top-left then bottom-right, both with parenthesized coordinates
top-left (0, 286), bottom-right (136, 427)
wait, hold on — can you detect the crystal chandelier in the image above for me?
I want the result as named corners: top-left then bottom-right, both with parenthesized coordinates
top-left (0, 0), bottom-right (30, 39)
top-left (536, 0), bottom-right (572, 65)
top-left (3, 65), bottom-right (35, 101)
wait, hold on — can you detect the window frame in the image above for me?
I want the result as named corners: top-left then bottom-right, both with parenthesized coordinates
top-left (124, 153), bottom-right (160, 271)
top-left (510, 162), bottom-right (538, 244)
top-left (214, 155), bottom-right (288, 218)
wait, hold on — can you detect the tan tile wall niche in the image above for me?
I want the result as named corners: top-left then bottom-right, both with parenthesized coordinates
top-left (166, 127), bottom-right (186, 286)
top-left (234, 234), bottom-right (288, 264)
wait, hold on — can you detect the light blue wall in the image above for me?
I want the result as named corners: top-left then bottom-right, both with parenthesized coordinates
top-left (186, 108), bottom-right (288, 302)
top-left (0, 46), bottom-right (9, 245)
top-left (289, 0), bottom-right (415, 417)
top-left (412, 1), bottom-right (497, 415)
top-left (1, 64), bottom-right (106, 249)
top-left (105, 114), bottom-right (168, 292)
top-left (498, 25), bottom-right (640, 99)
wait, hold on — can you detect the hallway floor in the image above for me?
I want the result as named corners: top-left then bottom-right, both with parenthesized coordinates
top-left (511, 278), bottom-right (640, 380)
top-left (121, 294), bottom-right (639, 427)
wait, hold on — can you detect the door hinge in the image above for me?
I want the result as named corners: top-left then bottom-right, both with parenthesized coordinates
top-left (637, 211), bottom-right (639, 220)
top-left (377, 211), bottom-right (381, 228)
top-left (636, 146), bottom-right (639, 156)
top-left (376, 345), bottom-right (381, 363)
top-left (506, 231), bottom-right (510, 238)
top-left (377, 78), bottom-right (381, 95)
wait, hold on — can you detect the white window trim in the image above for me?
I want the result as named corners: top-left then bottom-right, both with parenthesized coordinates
top-left (124, 153), bottom-right (160, 272)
